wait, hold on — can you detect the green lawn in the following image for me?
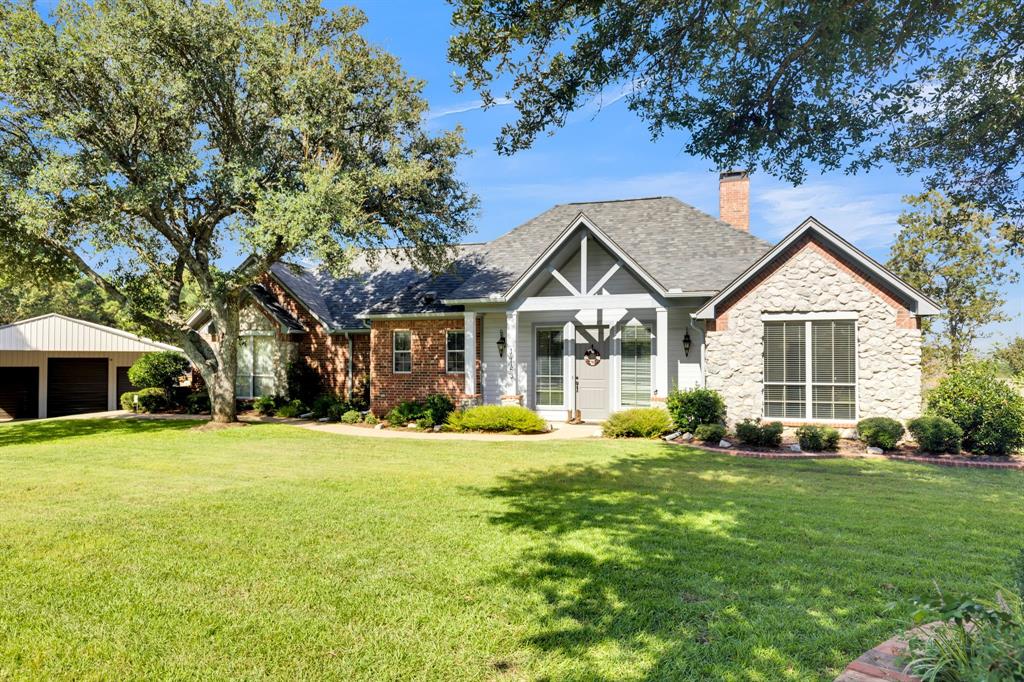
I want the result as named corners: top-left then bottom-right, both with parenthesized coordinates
top-left (1, 420), bottom-right (1023, 681)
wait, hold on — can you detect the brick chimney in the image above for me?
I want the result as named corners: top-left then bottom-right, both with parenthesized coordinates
top-left (719, 170), bottom-right (749, 231)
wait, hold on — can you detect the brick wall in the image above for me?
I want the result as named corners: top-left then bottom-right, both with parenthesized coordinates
top-left (370, 317), bottom-right (482, 416)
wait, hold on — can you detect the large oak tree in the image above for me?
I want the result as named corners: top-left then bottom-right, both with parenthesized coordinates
top-left (0, 0), bottom-right (476, 421)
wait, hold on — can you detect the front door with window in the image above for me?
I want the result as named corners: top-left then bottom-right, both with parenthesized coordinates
top-left (575, 326), bottom-right (609, 420)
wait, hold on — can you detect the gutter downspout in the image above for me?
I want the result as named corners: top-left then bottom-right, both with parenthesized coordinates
top-left (346, 333), bottom-right (354, 401)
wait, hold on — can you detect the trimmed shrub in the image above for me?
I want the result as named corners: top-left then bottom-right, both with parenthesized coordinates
top-left (908, 415), bottom-right (963, 455)
top-left (340, 409), bottom-right (362, 424)
top-left (857, 417), bottom-right (905, 450)
top-left (926, 363), bottom-right (1024, 456)
top-left (666, 387), bottom-right (726, 432)
top-left (416, 416), bottom-right (435, 430)
top-left (327, 402), bottom-right (348, 423)
top-left (275, 399), bottom-right (307, 418)
top-left (694, 423), bottom-right (727, 443)
top-left (120, 391), bottom-right (138, 411)
top-left (424, 394), bottom-right (455, 424)
top-left (185, 392), bottom-right (211, 415)
top-left (135, 387), bottom-right (169, 413)
top-left (735, 418), bottom-right (784, 447)
top-left (387, 399), bottom-right (427, 425)
top-left (445, 406), bottom-right (548, 434)
top-left (364, 413), bottom-right (379, 426)
top-left (602, 408), bottom-right (673, 439)
top-left (253, 394), bottom-right (282, 416)
top-left (286, 358), bottom-right (322, 405)
top-left (795, 424), bottom-right (840, 451)
top-left (128, 352), bottom-right (189, 391)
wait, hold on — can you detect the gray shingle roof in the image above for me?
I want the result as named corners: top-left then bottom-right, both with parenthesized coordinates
top-left (247, 284), bottom-right (307, 333)
top-left (268, 196), bottom-right (773, 329)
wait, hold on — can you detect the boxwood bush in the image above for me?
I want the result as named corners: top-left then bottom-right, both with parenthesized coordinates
top-left (925, 363), bottom-right (1024, 456)
top-left (340, 409), bottom-right (362, 424)
top-left (857, 417), bottom-right (905, 450)
top-left (795, 424), bottom-right (840, 451)
top-left (135, 387), bottom-right (169, 413)
top-left (907, 415), bottom-right (963, 455)
top-left (602, 408), bottom-right (673, 439)
top-left (275, 399), bottom-right (307, 418)
top-left (120, 391), bottom-right (138, 411)
top-left (694, 423), bottom-right (727, 443)
top-left (128, 351), bottom-right (189, 391)
top-left (445, 405), bottom-right (548, 434)
top-left (666, 387), bottom-right (726, 432)
top-left (734, 418), bottom-right (783, 447)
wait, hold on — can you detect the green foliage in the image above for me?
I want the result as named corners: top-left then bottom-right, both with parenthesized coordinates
top-left (423, 394), bottom-right (456, 425)
top-left (694, 424), bottom-right (727, 443)
top-left (926, 364), bottom-right (1024, 456)
top-left (602, 408), bottom-right (673, 439)
top-left (887, 192), bottom-right (1017, 365)
top-left (416, 416), bottom-right (435, 430)
top-left (993, 337), bottom-right (1024, 378)
top-left (1015, 549), bottom-right (1024, 596)
top-left (666, 388), bottom-right (726, 432)
top-left (734, 419), bottom-right (783, 447)
top-left (341, 410), bottom-right (362, 424)
top-left (275, 400), bottom-right (307, 419)
top-left (253, 395), bottom-right (283, 416)
top-left (364, 413), bottom-right (379, 426)
top-left (311, 394), bottom-right (346, 420)
top-left (445, 405), bottom-right (548, 434)
top-left (135, 388), bottom-right (169, 414)
top-left (795, 425), bottom-right (840, 452)
top-left (119, 391), bottom-right (138, 412)
top-left (128, 352), bottom-right (189, 391)
top-left (907, 415), bottom-right (963, 455)
top-left (185, 392), bottom-right (211, 415)
top-left (857, 417), bottom-right (905, 450)
top-left (386, 400), bottom-right (426, 425)
top-left (286, 360), bottom-right (323, 406)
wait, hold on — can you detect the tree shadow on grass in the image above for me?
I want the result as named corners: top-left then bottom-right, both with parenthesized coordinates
top-left (0, 418), bottom-right (198, 448)
top-left (479, 444), bottom-right (1010, 680)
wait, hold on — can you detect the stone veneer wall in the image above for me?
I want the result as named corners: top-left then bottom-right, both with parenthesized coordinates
top-left (370, 317), bottom-right (482, 416)
top-left (704, 237), bottom-right (923, 424)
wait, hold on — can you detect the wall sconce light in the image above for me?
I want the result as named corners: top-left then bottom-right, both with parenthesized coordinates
top-left (496, 330), bottom-right (507, 359)
top-left (683, 331), bottom-right (692, 357)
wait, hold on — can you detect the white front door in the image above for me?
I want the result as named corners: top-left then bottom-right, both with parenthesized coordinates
top-left (575, 326), bottom-right (609, 420)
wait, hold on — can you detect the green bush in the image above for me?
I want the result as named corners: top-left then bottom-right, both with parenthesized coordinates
top-left (340, 409), bottom-right (362, 424)
top-left (926, 363), bottom-right (1024, 456)
top-left (185, 392), bottom-right (210, 415)
top-left (602, 408), bottom-right (673, 439)
top-left (694, 423), bottom-right (727, 443)
top-left (666, 387), bottom-right (726, 432)
top-left (286, 358), bottom-right (323, 405)
top-left (386, 399), bottom-right (427, 425)
top-left (275, 399), bottom-right (307, 418)
top-left (364, 413), bottom-right (379, 426)
top-left (253, 394), bottom-right (282, 416)
top-left (135, 387), bottom-right (169, 413)
top-left (734, 418), bottom-right (784, 447)
top-left (128, 351), bottom-right (189, 391)
top-left (857, 417), bottom-right (905, 450)
top-left (907, 415), bottom-right (963, 455)
top-left (326, 402), bottom-right (348, 423)
top-left (795, 424), bottom-right (840, 451)
top-left (424, 394), bottom-right (455, 424)
top-left (416, 416), bottom-right (435, 430)
top-left (312, 394), bottom-right (347, 419)
top-left (120, 391), bottom-right (138, 411)
top-left (445, 405), bottom-right (548, 434)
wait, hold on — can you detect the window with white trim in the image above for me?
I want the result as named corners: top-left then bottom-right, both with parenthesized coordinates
top-left (620, 324), bottom-right (652, 407)
top-left (393, 330), bottom-right (412, 373)
top-left (535, 328), bottom-right (564, 406)
top-left (763, 319), bottom-right (856, 420)
top-left (446, 330), bottom-right (465, 373)
top-left (236, 334), bottom-right (276, 398)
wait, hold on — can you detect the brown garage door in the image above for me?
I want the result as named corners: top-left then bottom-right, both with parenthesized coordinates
top-left (47, 358), bottom-right (108, 417)
top-left (116, 367), bottom-right (139, 404)
top-left (0, 367), bottom-right (39, 420)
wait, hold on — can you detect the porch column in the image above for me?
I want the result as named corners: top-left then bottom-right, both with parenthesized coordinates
top-left (463, 311), bottom-right (477, 396)
top-left (655, 307), bottom-right (669, 399)
top-left (505, 310), bottom-right (519, 398)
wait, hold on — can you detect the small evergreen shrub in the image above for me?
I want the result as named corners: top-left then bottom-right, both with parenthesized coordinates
top-left (795, 424), bottom-right (840, 451)
top-left (666, 387), bottom-right (726, 432)
top-left (135, 387), bottom-right (169, 413)
top-left (128, 351), bottom-right (190, 391)
top-left (424, 394), bottom-right (456, 424)
top-left (327, 402), bottom-right (348, 422)
top-left (926, 363), bottom-right (1024, 456)
top-left (185, 392), bottom-right (211, 415)
top-left (312, 394), bottom-right (346, 419)
top-left (694, 423), bottom-right (727, 443)
top-left (340, 409), bottom-right (362, 424)
top-left (275, 399), bottom-right (307, 418)
top-left (386, 400), bottom-right (426, 425)
top-left (445, 406), bottom-right (548, 434)
top-left (364, 413), bottom-right (379, 426)
top-left (253, 394), bottom-right (282, 416)
top-left (602, 408), bottom-right (673, 439)
top-left (908, 415), bottom-right (963, 455)
top-left (416, 416), bottom-right (435, 430)
top-left (857, 417), bottom-right (905, 450)
top-left (120, 391), bottom-right (138, 411)
top-left (735, 418), bottom-right (784, 447)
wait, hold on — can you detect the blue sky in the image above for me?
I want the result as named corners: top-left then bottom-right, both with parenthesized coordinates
top-left (347, 0), bottom-right (1023, 348)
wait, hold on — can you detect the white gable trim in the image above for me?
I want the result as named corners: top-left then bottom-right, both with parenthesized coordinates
top-left (693, 216), bottom-right (942, 319)
top-left (0, 313), bottom-right (182, 352)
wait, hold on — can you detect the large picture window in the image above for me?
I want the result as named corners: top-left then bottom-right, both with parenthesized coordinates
top-left (236, 334), bottom-right (275, 398)
top-left (535, 328), bottom-right (564, 406)
top-left (620, 324), bottom-right (652, 407)
top-left (763, 319), bottom-right (856, 420)
top-left (446, 331), bottom-right (465, 373)
top-left (393, 330), bottom-right (412, 373)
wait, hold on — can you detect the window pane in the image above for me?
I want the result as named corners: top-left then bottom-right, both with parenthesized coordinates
top-left (447, 351), bottom-right (465, 373)
top-left (810, 320), bottom-right (857, 419)
top-left (394, 331), bottom-right (411, 352)
top-left (253, 336), bottom-right (275, 375)
top-left (833, 321), bottom-right (856, 384)
top-left (236, 337), bottom-right (253, 376)
top-left (446, 331), bottom-right (465, 352)
top-left (254, 376), bottom-right (276, 398)
top-left (535, 329), bottom-right (563, 406)
top-left (621, 325), bottom-right (652, 407)
top-left (235, 376), bottom-right (253, 398)
top-left (393, 352), bottom-right (411, 373)
top-left (785, 322), bottom-right (805, 383)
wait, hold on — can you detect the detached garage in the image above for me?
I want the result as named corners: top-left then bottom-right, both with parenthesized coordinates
top-left (0, 314), bottom-right (182, 420)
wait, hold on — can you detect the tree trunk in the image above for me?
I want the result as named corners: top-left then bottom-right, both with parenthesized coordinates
top-left (180, 303), bottom-right (239, 423)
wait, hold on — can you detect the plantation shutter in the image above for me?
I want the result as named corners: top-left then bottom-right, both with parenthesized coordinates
top-left (765, 319), bottom-right (857, 420)
top-left (620, 325), bottom-right (652, 407)
top-left (811, 320), bottom-right (856, 419)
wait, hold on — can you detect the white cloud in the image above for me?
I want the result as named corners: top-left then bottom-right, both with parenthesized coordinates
top-left (426, 96), bottom-right (512, 121)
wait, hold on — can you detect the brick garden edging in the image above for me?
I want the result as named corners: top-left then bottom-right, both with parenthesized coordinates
top-left (674, 440), bottom-right (1024, 470)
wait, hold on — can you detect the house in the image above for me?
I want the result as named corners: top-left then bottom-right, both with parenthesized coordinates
top-left (193, 172), bottom-right (939, 425)
top-left (0, 313), bottom-right (183, 420)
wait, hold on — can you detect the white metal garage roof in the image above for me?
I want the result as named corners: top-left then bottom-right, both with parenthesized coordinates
top-left (0, 314), bottom-right (181, 353)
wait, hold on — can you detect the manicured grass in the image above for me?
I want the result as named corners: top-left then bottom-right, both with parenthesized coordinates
top-left (1, 420), bottom-right (1023, 680)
